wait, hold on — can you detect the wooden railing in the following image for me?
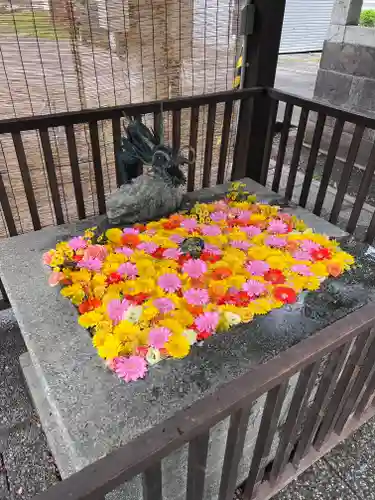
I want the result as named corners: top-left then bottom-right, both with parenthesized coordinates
top-left (32, 304), bottom-right (375, 500)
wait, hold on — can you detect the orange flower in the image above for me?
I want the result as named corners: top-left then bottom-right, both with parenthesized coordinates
top-left (211, 267), bottom-right (232, 280)
top-left (121, 233), bottom-right (141, 248)
top-left (285, 240), bottom-right (299, 252)
top-left (327, 262), bottom-right (343, 277)
top-left (133, 223), bottom-right (146, 232)
top-left (187, 304), bottom-right (204, 316)
top-left (78, 297), bottom-right (102, 314)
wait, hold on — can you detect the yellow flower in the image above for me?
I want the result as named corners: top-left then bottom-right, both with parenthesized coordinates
top-left (250, 213), bottom-right (266, 223)
top-left (91, 274), bottom-right (107, 287)
top-left (248, 246), bottom-right (271, 261)
top-left (141, 305), bottom-right (159, 323)
top-left (172, 309), bottom-right (194, 327)
top-left (50, 254), bottom-right (65, 267)
top-left (106, 228), bottom-right (123, 244)
top-left (97, 335), bottom-right (122, 359)
top-left (159, 318), bottom-right (184, 335)
top-left (78, 310), bottom-right (103, 328)
top-left (310, 262), bottom-right (329, 278)
top-left (70, 269), bottom-right (92, 283)
top-left (113, 321), bottom-right (140, 341)
top-left (304, 276), bottom-right (321, 291)
top-left (92, 331), bottom-right (107, 348)
top-left (135, 278), bottom-right (156, 294)
top-left (165, 334), bottom-right (190, 358)
top-left (248, 298), bottom-right (273, 316)
top-left (235, 307), bottom-right (254, 322)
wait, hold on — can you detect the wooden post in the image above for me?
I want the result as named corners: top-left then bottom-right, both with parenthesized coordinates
top-left (232, 0), bottom-right (287, 182)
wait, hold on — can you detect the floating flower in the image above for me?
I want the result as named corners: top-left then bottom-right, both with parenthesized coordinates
top-left (138, 242), bottom-right (159, 254)
top-left (48, 271), bottom-right (64, 287)
top-left (83, 245), bottom-right (107, 261)
top-left (158, 273), bottom-right (181, 292)
top-left (181, 218), bottom-right (198, 231)
top-left (243, 225), bottom-right (262, 237)
top-left (149, 327), bottom-right (172, 349)
top-left (116, 246), bottom-right (134, 257)
top-left (123, 227), bottom-right (139, 235)
top-left (78, 258), bottom-right (102, 272)
top-left (107, 298), bottom-right (129, 324)
top-left (242, 280), bottom-right (266, 297)
top-left (154, 297), bottom-right (175, 313)
top-left (123, 305), bottom-right (142, 324)
top-left (182, 259), bottom-right (207, 279)
top-left (246, 260), bottom-right (270, 276)
top-left (195, 312), bottom-right (219, 333)
top-left (203, 243), bottom-right (222, 255)
top-left (268, 219), bottom-right (289, 234)
top-left (163, 248), bottom-right (182, 260)
top-left (146, 348), bottom-right (161, 365)
top-left (118, 262), bottom-right (138, 278)
top-left (211, 211), bottom-right (227, 222)
top-left (68, 236), bottom-right (87, 251)
top-left (300, 240), bottom-right (320, 252)
top-left (273, 286), bottom-right (297, 304)
top-left (232, 240), bottom-right (251, 251)
top-left (42, 251), bottom-right (54, 266)
top-left (211, 267), bottom-right (232, 280)
top-left (106, 228), bottom-right (123, 244)
top-left (201, 225), bottom-right (221, 236)
top-left (114, 356), bottom-right (147, 382)
top-left (184, 288), bottom-right (209, 306)
top-left (264, 269), bottom-right (285, 284)
top-left (326, 261), bottom-right (343, 277)
top-left (182, 329), bottom-right (198, 345)
top-left (170, 234), bottom-right (184, 244)
top-left (311, 247), bottom-right (332, 261)
top-left (264, 236), bottom-right (287, 248)
top-left (165, 335), bottom-right (190, 358)
top-left (293, 250), bottom-right (313, 261)
top-left (291, 264), bottom-right (313, 276)
top-left (121, 233), bottom-right (141, 248)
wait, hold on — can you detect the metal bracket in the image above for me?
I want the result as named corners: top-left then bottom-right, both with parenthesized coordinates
top-left (240, 3), bottom-right (255, 36)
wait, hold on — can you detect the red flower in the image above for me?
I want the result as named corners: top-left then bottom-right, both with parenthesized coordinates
top-left (132, 293), bottom-right (150, 305)
top-left (121, 233), bottom-right (141, 248)
top-left (78, 297), bottom-right (101, 314)
top-left (73, 254), bottom-right (83, 262)
top-left (211, 267), bottom-right (232, 280)
top-left (311, 247), bottom-right (332, 261)
top-left (197, 330), bottom-right (213, 341)
top-left (107, 272), bottom-right (122, 284)
top-left (264, 269), bottom-right (285, 284)
top-left (200, 251), bottom-right (221, 263)
top-left (163, 219), bottom-right (181, 230)
top-left (187, 304), bottom-right (204, 316)
top-left (133, 224), bottom-right (146, 232)
top-left (233, 291), bottom-right (251, 307)
top-left (152, 247), bottom-right (166, 259)
top-left (273, 286), bottom-right (297, 304)
top-left (178, 254), bottom-right (191, 266)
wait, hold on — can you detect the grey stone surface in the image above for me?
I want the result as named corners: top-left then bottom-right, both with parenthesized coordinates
top-left (1, 179), bottom-right (373, 499)
top-left (314, 69), bottom-right (353, 107)
top-left (330, 0), bottom-right (362, 26)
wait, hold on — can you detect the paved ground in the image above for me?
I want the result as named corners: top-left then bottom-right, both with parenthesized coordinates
top-left (276, 53), bottom-right (321, 99)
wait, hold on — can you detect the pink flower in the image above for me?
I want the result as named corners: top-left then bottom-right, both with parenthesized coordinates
top-left (68, 236), bottom-right (87, 251)
top-left (163, 248), bottom-right (182, 260)
top-left (246, 260), bottom-right (270, 276)
top-left (182, 259), bottom-right (207, 279)
top-left (158, 273), bottom-right (181, 292)
top-left (236, 210), bottom-right (252, 221)
top-left (116, 246), bottom-right (134, 257)
top-left (153, 298), bottom-right (175, 313)
top-left (107, 298), bottom-right (130, 324)
top-left (170, 234), bottom-right (184, 244)
top-left (118, 262), bottom-right (138, 279)
top-left (264, 236), bottom-right (287, 248)
top-left (78, 258), bottom-right (102, 272)
top-left (123, 227), bottom-right (139, 235)
top-left (83, 245), bottom-right (107, 261)
top-left (268, 219), bottom-right (289, 234)
top-left (300, 240), bottom-right (320, 252)
top-left (114, 356), bottom-right (147, 382)
top-left (42, 252), bottom-right (53, 266)
top-left (184, 288), bottom-right (209, 306)
top-left (232, 240), bottom-right (251, 251)
top-left (204, 243), bottom-right (222, 255)
top-left (181, 218), bottom-right (198, 231)
top-left (200, 225), bottom-right (221, 236)
top-left (148, 327), bottom-right (171, 349)
top-left (242, 280), bottom-right (266, 297)
top-left (211, 211), bottom-right (227, 222)
top-left (243, 225), bottom-right (262, 237)
top-left (138, 242), bottom-right (158, 254)
top-left (291, 264), bottom-right (313, 276)
top-left (293, 250), bottom-right (313, 261)
top-left (195, 312), bottom-right (219, 333)
top-left (48, 271), bottom-right (64, 287)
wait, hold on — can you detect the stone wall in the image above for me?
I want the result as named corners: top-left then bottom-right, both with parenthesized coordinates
top-left (314, 0), bottom-right (375, 117)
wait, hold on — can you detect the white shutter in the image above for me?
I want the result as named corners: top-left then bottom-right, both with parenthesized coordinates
top-left (363, 1), bottom-right (375, 9)
top-left (280, 0), bottom-right (335, 53)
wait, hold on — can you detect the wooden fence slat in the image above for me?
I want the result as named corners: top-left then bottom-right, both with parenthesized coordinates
top-left (39, 128), bottom-right (64, 225)
top-left (186, 432), bottom-right (210, 500)
top-left (329, 124), bottom-right (365, 225)
top-left (314, 329), bottom-right (375, 449)
top-left (243, 383), bottom-right (288, 499)
top-left (284, 107), bottom-right (309, 201)
top-left (172, 109), bottom-right (181, 153)
top-left (292, 343), bottom-right (352, 467)
top-left (313, 119), bottom-right (345, 216)
top-left (89, 121), bottom-right (106, 215)
top-left (65, 125), bottom-right (86, 220)
top-left (188, 107), bottom-right (199, 192)
top-left (269, 362), bottom-right (320, 484)
top-left (154, 111), bottom-right (162, 139)
top-left (217, 100), bottom-right (233, 185)
top-left (365, 211), bottom-right (375, 244)
top-left (334, 333), bottom-right (375, 434)
top-left (112, 116), bottom-right (122, 188)
top-left (299, 113), bottom-right (326, 207)
top-left (12, 132), bottom-right (41, 230)
top-left (218, 406), bottom-right (251, 500)
top-left (0, 171), bottom-right (17, 236)
top-left (346, 140), bottom-right (375, 234)
top-left (259, 98), bottom-right (278, 186)
top-left (142, 462), bottom-right (162, 500)
top-left (272, 102), bottom-right (293, 193)
top-left (355, 364), bottom-right (375, 418)
top-left (202, 103), bottom-right (216, 188)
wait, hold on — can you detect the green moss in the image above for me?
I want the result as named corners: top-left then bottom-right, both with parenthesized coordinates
top-left (0, 11), bottom-right (70, 40)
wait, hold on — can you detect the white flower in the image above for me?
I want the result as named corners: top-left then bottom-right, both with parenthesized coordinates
top-left (182, 329), bottom-right (198, 345)
top-left (123, 305), bottom-right (142, 324)
top-left (146, 348), bottom-right (161, 365)
top-left (224, 312), bottom-right (241, 326)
